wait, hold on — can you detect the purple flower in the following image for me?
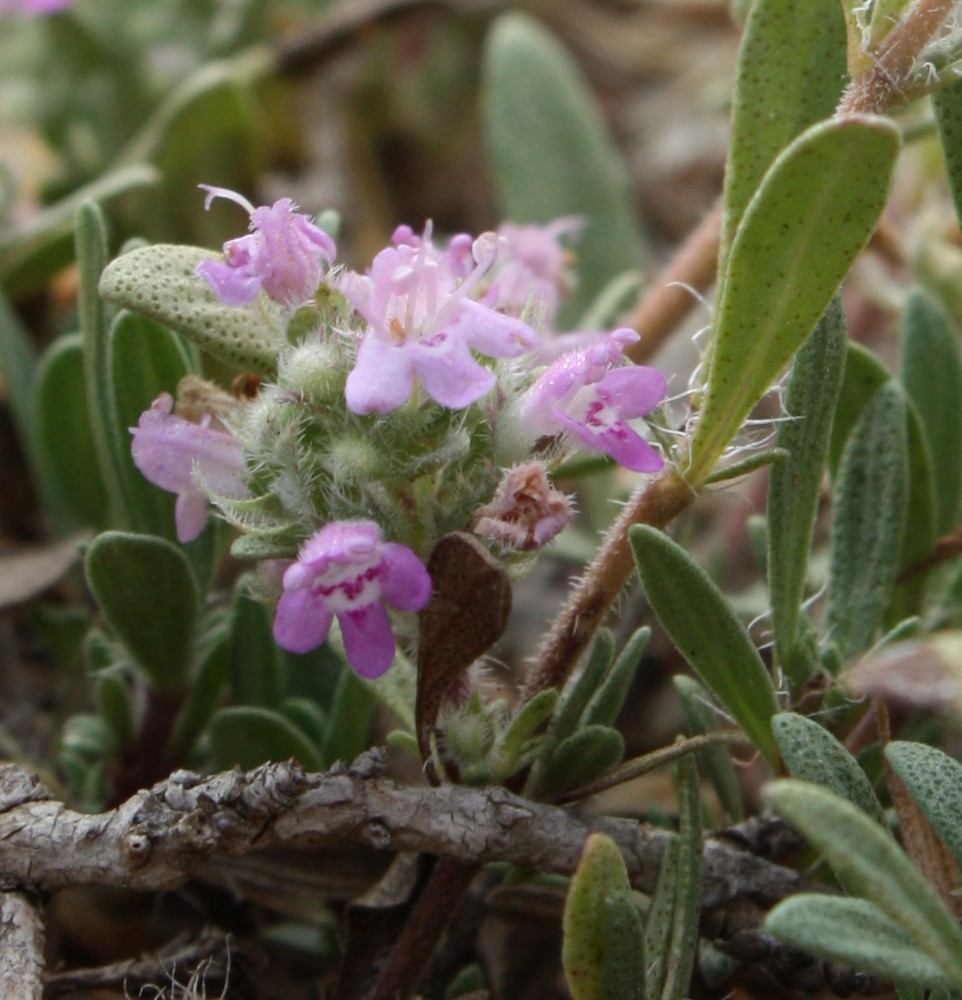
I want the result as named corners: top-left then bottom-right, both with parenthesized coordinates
top-left (339, 224), bottom-right (539, 414)
top-left (273, 520), bottom-right (432, 677)
top-left (517, 329), bottom-right (667, 472)
top-left (485, 218), bottom-right (583, 323)
top-left (195, 185), bottom-right (335, 308)
top-left (130, 393), bottom-right (246, 542)
top-left (0, 0), bottom-right (70, 14)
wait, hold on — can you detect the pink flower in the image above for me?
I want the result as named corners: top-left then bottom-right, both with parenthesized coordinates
top-left (473, 462), bottom-right (570, 551)
top-left (195, 185), bottom-right (335, 308)
top-left (130, 393), bottom-right (246, 542)
top-left (516, 329), bottom-right (667, 472)
top-left (0, 0), bottom-right (70, 14)
top-left (273, 521), bottom-right (431, 677)
top-left (485, 218), bottom-right (582, 323)
top-left (339, 224), bottom-right (539, 414)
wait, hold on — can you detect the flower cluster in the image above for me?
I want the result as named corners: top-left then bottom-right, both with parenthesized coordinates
top-left (131, 187), bottom-right (669, 677)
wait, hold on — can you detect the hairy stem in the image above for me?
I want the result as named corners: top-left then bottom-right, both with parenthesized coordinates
top-left (838, 0), bottom-right (956, 115)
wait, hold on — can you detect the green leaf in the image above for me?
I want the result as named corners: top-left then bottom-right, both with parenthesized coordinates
top-left (77, 201), bottom-right (127, 527)
top-left (765, 780), bottom-right (962, 989)
top-left (172, 624), bottom-right (230, 759)
top-left (563, 832), bottom-right (641, 1000)
top-left (482, 13), bottom-right (645, 327)
top-left (550, 630), bottom-right (616, 744)
top-left (0, 164), bottom-right (159, 297)
top-left (630, 525), bottom-right (780, 767)
top-left (320, 664), bottom-right (376, 768)
top-left (98, 244), bottom-right (285, 376)
top-left (673, 676), bottom-right (743, 824)
top-left (826, 382), bottom-right (909, 663)
top-left (33, 333), bottom-right (109, 529)
top-left (765, 895), bottom-right (953, 988)
top-left (689, 116), bottom-right (900, 482)
top-left (208, 705), bottom-right (322, 771)
top-left (720, 0), bottom-right (847, 273)
top-left (228, 583), bottom-right (284, 709)
top-left (109, 311), bottom-right (194, 540)
top-left (660, 752), bottom-right (703, 1000)
top-left (96, 671), bottom-right (134, 751)
top-left (899, 290), bottom-right (962, 533)
top-left (885, 741), bottom-right (962, 870)
top-left (828, 342), bottom-right (889, 479)
top-left (767, 299), bottom-right (848, 691)
top-left (539, 725), bottom-right (625, 799)
top-left (643, 754), bottom-right (703, 1000)
top-left (84, 531), bottom-right (198, 694)
top-left (933, 77), bottom-right (962, 230)
top-left (582, 627), bottom-right (650, 729)
top-left (771, 712), bottom-right (885, 823)
top-left (600, 894), bottom-right (646, 1000)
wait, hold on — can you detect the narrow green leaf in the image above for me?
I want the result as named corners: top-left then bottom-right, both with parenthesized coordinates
top-left (768, 299), bottom-right (848, 691)
top-left (689, 116), bottom-right (900, 482)
top-left (551, 630), bottom-right (616, 744)
top-left (826, 382), bottom-right (909, 663)
top-left (77, 201), bottom-right (127, 526)
top-left (110, 311), bottom-right (194, 540)
top-left (933, 77), bottom-right (962, 230)
top-left (673, 676), bottom-right (743, 823)
top-left (661, 752), bottom-right (703, 1000)
top-left (482, 13), bottom-right (645, 326)
top-left (320, 664), bottom-right (375, 768)
top-left (772, 712), bottom-right (885, 823)
top-left (630, 525), bottom-right (780, 767)
top-left (765, 895), bottom-right (952, 988)
top-left (885, 741), bottom-right (962, 870)
top-left (644, 838), bottom-right (678, 1000)
top-left (899, 290), bottom-right (962, 533)
top-left (496, 689), bottom-right (559, 779)
top-left (539, 725), bottom-right (625, 799)
top-left (33, 333), bottom-right (109, 529)
top-left (228, 583), bottom-right (284, 709)
top-left (720, 0), bottom-right (847, 272)
top-left (0, 164), bottom-right (159, 295)
top-left (765, 780), bottom-right (962, 989)
top-left (600, 893), bottom-right (645, 1000)
top-left (208, 705), bottom-right (322, 771)
top-left (172, 625), bottom-right (230, 758)
top-left (828, 342), bottom-right (889, 480)
top-left (96, 672), bottom-right (134, 751)
top-left (98, 244), bottom-right (285, 375)
top-left (84, 531), bottom-right (198, 694)
top-left (582, 627), bottom-right (650, 729)
top-left (563, 832), bottom-right (640, 1000)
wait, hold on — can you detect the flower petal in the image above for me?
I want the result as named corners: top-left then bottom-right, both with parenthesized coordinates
top-left (274, 588), bottom-right (335, 654)
top-left (595, 366), bottom-right (668, 418)
top-left (174, 489), bottom-right (209, 543)
top-left (338, 602), bottom-right (396, 678)
top-left (378, 543), bottom-right (432, 611)
top-left (345, 335), bottom-right (416, 414)
top-left (413, 335), bottom-right (496, 409)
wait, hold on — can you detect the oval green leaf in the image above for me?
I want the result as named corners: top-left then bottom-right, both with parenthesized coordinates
top-left (689, 115), bottom-right (900, 482)
top-left (630, 525), bottom-right (780, 767)
top-left (208, 705), bottom-right (322, 772)
top-left (765, 780), bottom-right (962, 989)
top-left (85, 531), bottom-right (198, 694)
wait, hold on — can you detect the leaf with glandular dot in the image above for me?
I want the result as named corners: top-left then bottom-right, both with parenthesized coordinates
top-left (765, 780), bottom-right (962, 989)
top-left (563, 833), bottom-right (642, 1000)
top-left (826, 382), bottom-right (908, 663)
top-left (689, 116), bottom-right (899, 482)
top-left (99, 244), bottom-right (285, 376)
top-left (766, 895), bottom-right (953, 988)
top-left (772, 712), bottom-right (885, 823)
